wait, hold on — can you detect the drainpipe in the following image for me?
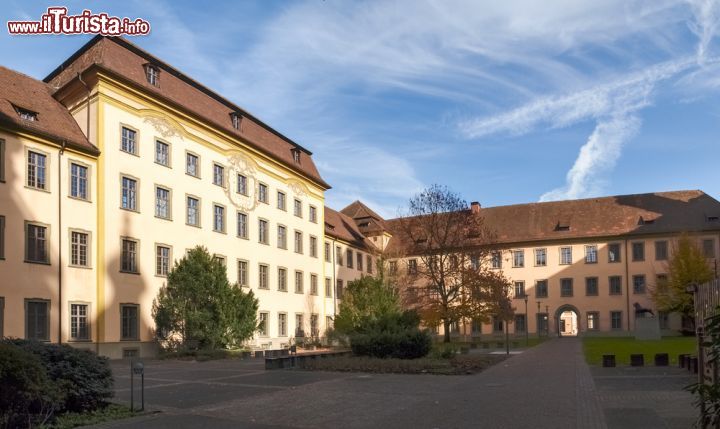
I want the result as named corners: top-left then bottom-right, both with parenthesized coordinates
top-left (624, 239), bottom-right (631, 333)
top-left (58, 140), bottom-right (66, 344)
top-left (77, 72), bottom-right (91, 139)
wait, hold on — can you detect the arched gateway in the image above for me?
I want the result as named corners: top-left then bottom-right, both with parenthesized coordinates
top-left (554, 304), bottom-right (581, 337)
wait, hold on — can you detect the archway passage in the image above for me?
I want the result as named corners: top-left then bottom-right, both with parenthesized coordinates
top-left (555, 305), bottom-right (581, 337)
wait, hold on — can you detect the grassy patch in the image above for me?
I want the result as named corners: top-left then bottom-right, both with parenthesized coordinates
top-left (583, 336), bottom-right (695, 366)
top-left (41, 404), bottom-right (139, 429)
top-left (159, 348), bottom-right (250, 361)
top-left (301, 354), bottom-right (506, 375)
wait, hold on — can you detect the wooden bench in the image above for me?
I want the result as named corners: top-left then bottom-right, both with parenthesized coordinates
top-left (265, 350), bottom-right (351, 370)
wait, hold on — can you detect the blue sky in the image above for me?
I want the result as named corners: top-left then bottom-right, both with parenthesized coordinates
top-left (3, 0), bottom-right (720, 217)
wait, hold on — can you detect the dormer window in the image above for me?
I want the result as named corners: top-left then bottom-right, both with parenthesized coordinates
top-left (638, 216), bottom-right (656, 225)
top-left (144, 64), bottom-right (159, 86)
top-left (291, 148), bottom-right (301, 164)
top-left (14, 105), bottom-right (38, 121)
top-left (707, 214), bottom-right (719, 222)
top-left (230, 112), bottom-right (242, 130)
top-left (555, 221), bottom-right (570, 231)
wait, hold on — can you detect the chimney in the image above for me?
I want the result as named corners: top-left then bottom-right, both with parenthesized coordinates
top-left (470, 201), bottom-right (481, 214)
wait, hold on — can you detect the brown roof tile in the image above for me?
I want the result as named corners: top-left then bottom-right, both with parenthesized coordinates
top-left (0, 66), bottom-right (96, 154)
top-left (44, 36), bottom-right (328, 188)
top-left (325, 206), bottom-right (376, 252)
top-left (340, 200), bottom-right (389, 234)
top-left (385, 190), bottom-right (720, 254)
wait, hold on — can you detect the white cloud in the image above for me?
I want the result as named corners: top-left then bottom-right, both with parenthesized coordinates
top-left (687, 0), bottom-right (720, 64)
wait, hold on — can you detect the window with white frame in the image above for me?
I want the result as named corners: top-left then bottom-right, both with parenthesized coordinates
top-left (70, 162), bottom-right (88, 200)
top-left (259, 219), bottom-right (269, 244)
top-left (121, 176), bottom-right (137, 211)
top-left (278, 267), bottom-right (287, 291)
top-left (186, 153), bottom-right (199, 177)
top-left (26, 223), bottom-right (48, 264)
top-left (309, 205), bottom-right (317, 223)
top-left (70, 231), bottom-right (89, 267)
top-left (587, 312), bottom-right (599, 331)
top-left (70, 303), bottom-right (89, 340)
top-left (156, 245), bottom-right (170, 276)
top-left (560, 247), bottom-right (572, 265)
top-left (535, 248), bottom-right (547, 266)
top-left (514, 281), bottom-right (525, 298)
top-left (155, 186), bottom-right (171, 219)
top-left (295, 270), bottom-right (303, 293)
top-left (325, 242), bottom-right (331, 262)
top-left (325, 277), bottom-right (332, 297)
top-left (213, 204), bottom-right (225, 232)
top-left (258, 183), bottom-right (268, 203)
top-left (258, 312), bottom-right (268, 336)
top-left (278, 313), bottom-right (287, 336)
top-left (585, 245), bottom-right (598, 263)
top-left (121, 238), bottom-right (138, 273)
top-left (277, 225), bottom-right (287, 249)
top-left (155, 140), bottom-right (170, 167)
top-left (145, 64), bottom-right (159, 86)
top-left (121, 127), bottom-right (137, 154)
top-left (238, 260), bottom-right (248, 286)
top-left (294, 199), bottom-right (302, 217)
top-left (295, 313), bottom-right (304, 336)
top-left (237, 174), bottom-right (247, 195)
top-left (213, 163), bottom-right (224, 187)
top-left (512, 250), bottom-right (524, 268)
top-left (277, 191), bottom-right (286, 210)
top-left (310, 236), bottom-right (317, 257)
top-left (258, 264), bottom-right (269, 289)
top-left (121, 304), bottom-right (139, 340)
top-left (27, 150), bottom-right (47, 190)
top-left (491, 251), bottom-right (502, 269)
top-left (237, 212), bottom-right (248, 238)
top-left (310, 274), bottom-right (318, 295)
top-left (186, 196), bottom-right (200, 227)
top-left (610, 311), bottom-right (622, 330)
top-left (294, 230), bottom-right (303, 253)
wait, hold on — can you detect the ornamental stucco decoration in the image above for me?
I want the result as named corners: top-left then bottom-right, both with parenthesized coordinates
top-left (287, 179), bottom-right (308, 197)
top-left (143, 116), bottom-right (184, 140)
top-left (225, 152), bottom-right (260, 212)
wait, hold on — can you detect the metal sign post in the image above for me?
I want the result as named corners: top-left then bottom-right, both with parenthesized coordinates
top-left (130, 360), bottom-right (145, 412)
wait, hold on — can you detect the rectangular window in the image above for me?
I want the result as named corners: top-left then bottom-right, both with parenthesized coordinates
top-left (492, 316), bottom-right (504, 333)
top-left (121, 304), bottom-right (139, 340)
top-left (408, 259), bottom-right (418, 274)
top-left (294, 199), bottom-right (302, 217)
top-left (325, 277), bottom-right (332, 297)
top-left (186, 196), bottom-right (200, 227)
top-left (585, 245), bottom-right (598, 264)
top-left (608, 243), bottom-right (621, 263)
top-left (326, 316), bottom-right (333, 331)
top-left (632, 242), bottom-right (645, 261)
top-left (703, 239), bottom-right (716, 258)
top-left (512, 250), bottom-right (524, 268)
top-left (27, 150), bottom-right (47, 190)
top-left (310, 274), bottom-right (318, 295)
top-left (294, 231), bottom-right (303, 253)
top-left (26, 300), bottom-right (49, 341)
top-left (26, 223), bottom-right (48, 264)
top-left (278, 267), bottom-right (287, 291)
top-left (367, 255), bottom-right (373, 273)
top-left (585, 277), bottom-right (598, 296)
top-left (325, 242), bottom-right (331, 262)
top-left (70, 163), bottom-right (88, 200)
top-left (0, 215), bottom-right (5, 260)
top-left (121, 127), bottom-right (137, 154)
top-left (277, 225), bottom-right (287, 249)
top-left (146, 65), bottom-right (159, 86)
top-left (470, 255), bottom-right (480, 270)
top-left (155, 187), bottom-right (171, 219)
top-left (121, 238), bottom-right (138, 273)
top-left (238, 260), bottom-right (248, 286)
top-left (258, 183), bottom-right (268, 203)
top-left (659, 311), bottom-right (670, 330)
top-left (70, 231), bottom-right (89, 267)
top-left (258, 219), bottom-right (269, 244)
top-left (186, 152), bottom-right (199, 177)
top-left (156, 245), bottom-right (170, 276)
top-left (514, 281), bottom-right (525, 298)
top-left (277, 191), bottom-right (286, 210)
top-left (237, 212), bottom-right (248, 238)
top-left (609, 275), bottom-right (623, 295)
top-left (347, 249), bottom-right (354, 268)
top-left (237, 174), bottom-right (247, 195)
top-left (213, 255), bottom-right (226, 267)
top-left (491, 251), bottom-right (502, 269)
top-left (560, 247), bottom-right (572, 265)
top-left (587, 312), bottom-right (599, 331)
top-left (309, 206), bottom-right (317, 223)
top-left (213, 204), bottom-right (225, 232)
top-left (310, 236), bottom-right (318, 258)
top-left (633, 275), bottom-right (646, 294)
top-left (278, 313), bottom-right (287, 336)
top-left (70, 303), bottom-right (89, 340)
top-left (295, 271), bottom-right (304, 293)
top-left (655, 241), bottom-right (668, 261)
top-left (610, 311), bottom-right (622, 330)
top-left (560, 278), bottom-right (573, 297)
top-left (213, 164), bottom-right (224, 187)
top-left (155, 140), bottom-right (170, 167)
top-left (337, 279), bottom-right (344, 300)
top-left (311, 314), bottom-right (319, 337)
top-left (515, 314), bottom-right (526, 333)
top-left (535, 248), bottom-right (547, 266)
top-left (258, 312), bottom-right (268, 336)
top-left (336, 246), bottom-right (344, 265)
top-left (121, 176), bottom-right (137, 211)
top-left (357, 253), bottom-right (363, 271)
top-left (535, 280), bottom-right (548, 298)
top-left (258, 264), bottom-right (269, 289)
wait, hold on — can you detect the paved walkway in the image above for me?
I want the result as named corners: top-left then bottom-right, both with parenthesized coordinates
top-left (96, 338), bottom-right (693, 428)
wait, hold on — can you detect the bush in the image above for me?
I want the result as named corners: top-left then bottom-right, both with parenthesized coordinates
top-left (2, 339), bottom-right (113, 414)
top-left (350, 329), bottom-right (432, 359)
top-left (0, 342), bottom-right (61, 428)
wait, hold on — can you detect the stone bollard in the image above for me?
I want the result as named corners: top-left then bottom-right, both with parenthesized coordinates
top-left (630, 354), bottom-right (644, 367)
top-left (602, 354), bottom-right (616, 367)
top-left (654, 353), bottom-right (669, 367)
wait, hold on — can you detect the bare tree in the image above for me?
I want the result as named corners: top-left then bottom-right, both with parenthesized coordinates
top-left (393, 185), bottom-right (513, 343)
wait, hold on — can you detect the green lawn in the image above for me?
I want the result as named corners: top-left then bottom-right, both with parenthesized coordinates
top-left (583, 336), bottom-right (696, 366)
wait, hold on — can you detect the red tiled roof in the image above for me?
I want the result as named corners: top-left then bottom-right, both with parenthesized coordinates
top-left (0, 66), bottom-right (96, 154)
top-left (341, 200), bottom-right (389, 235)
top-left (385, 190), bottom-right (720, 254)
top-left (44, 36), bottom-right (328, 188)
top-left (325, 206), bottom-right (375, 252)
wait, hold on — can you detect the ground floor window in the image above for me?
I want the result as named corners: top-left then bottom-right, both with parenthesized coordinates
top-left (610, 311), bottom-right (622, 330)
top-left (471, 318), bottom-right (482, 334)
top-left (295, 313), bottom-right (304, 336)
top-left (310, 314), bottom-right (319, 337)
top-left (258, 312), bottom-right (268, 336)
top-left (515, 314), bottom-right (526, 333)
top-left (121, 304), bottom-right (139, 340)
top-left (537, 313), bottom-right (548, 335)
top-left (587, 312), bottom-right (599, 331)
top-left (659, 311), bottom-right (670, 330)
top-left (26, 299), bottom-right (49, 341)
top-left (492, 316), bottom-right (504, 333)
top-left (278, 313), bottom-right (287, 337)
top-left (70, 303), bottom-right (90, 340)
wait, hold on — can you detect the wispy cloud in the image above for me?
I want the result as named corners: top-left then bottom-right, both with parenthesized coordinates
top-left (687, 0), bottom-right (720, 64)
